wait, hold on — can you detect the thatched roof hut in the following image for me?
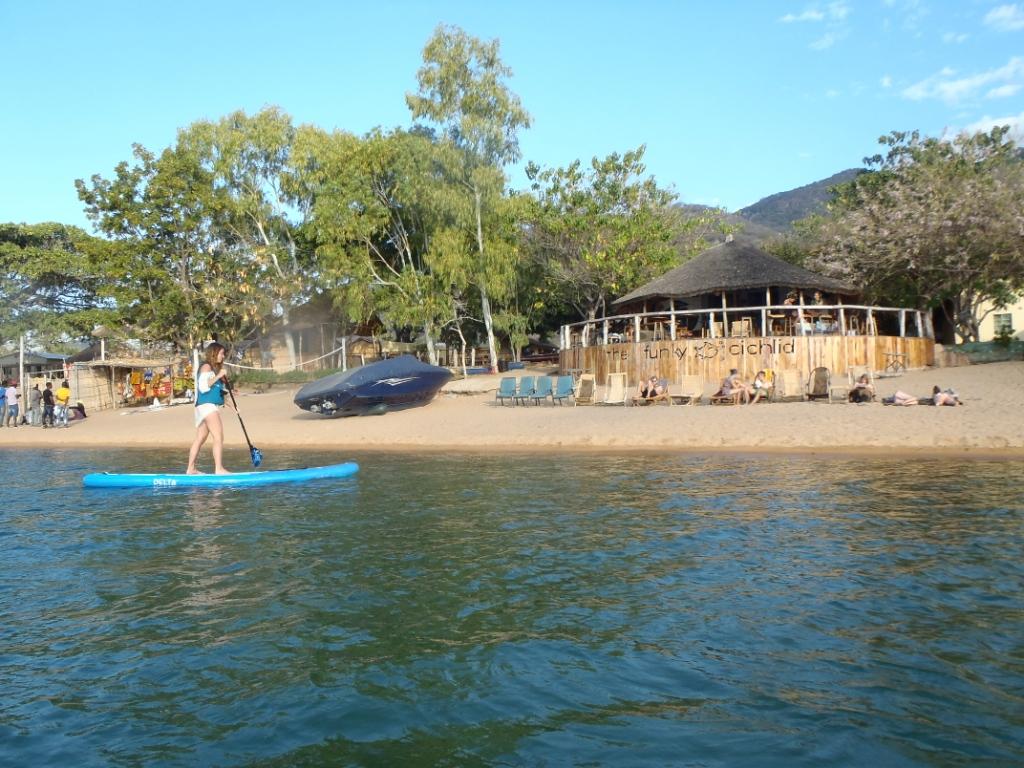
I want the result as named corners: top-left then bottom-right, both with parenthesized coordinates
top-left (612, 237), bottom-right (856, 309)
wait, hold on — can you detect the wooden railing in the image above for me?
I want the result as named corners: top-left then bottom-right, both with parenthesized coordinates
top-left (560, 305), bottom-right (932, 349)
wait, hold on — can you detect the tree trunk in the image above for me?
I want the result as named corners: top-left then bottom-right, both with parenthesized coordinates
top-left (422, 321), bottom-right (438, 366)
top-left (280, 305), bottom-right (298, 369)
top-left (474, 189), bottom-right (500, 373)
top-left (452, 313), bottom-right (469, 379)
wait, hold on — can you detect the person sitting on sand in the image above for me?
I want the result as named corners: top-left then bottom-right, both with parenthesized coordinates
top-left (749, 370), bottom-right (771, 404)
top-left (718, 368), bottom-right (752, 405)
top-left (849, 373), bottom-right (875, 403)
top-left (932, 386), bottom-right (963, 406)
top-left (634, 375), bottom-right (665, 405)
top-left (882, 390), bottom-right (918, 406)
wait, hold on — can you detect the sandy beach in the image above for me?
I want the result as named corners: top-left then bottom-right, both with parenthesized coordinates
top-left (3, 361), bottom-right (1022, 458)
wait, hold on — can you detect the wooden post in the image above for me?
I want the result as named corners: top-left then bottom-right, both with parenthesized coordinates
top-left (633, 315), bottom-right (640, 343)
top-left (797, 307), bottom-right (806, 336)
top-left (899, 310), bottom-right (906, 338)
top-left (602, 319), bottom-right (608, 345)
top-left (669, 298), bottom-right (676, 341)
top-left (709, 311), bottom-right (717, 338)
top-left (867, 308), bottom-right (875, 336)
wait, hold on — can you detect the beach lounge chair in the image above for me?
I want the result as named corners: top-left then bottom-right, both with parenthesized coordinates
top-left (632, 377), bottom-right (670, 406)
top-left (807, 367), bottom-right (831, 401)
top-left (514, 375), bottom-right (535, 406)
top-left (845, 365), bottom-right (876, 403)
top-left (777, 370), bottom-right (805, 401)
top-left (530, 376), bottom-right (554, 405)
top-left (574, 373), bottom-right (596, 406)
top-left (709, 389), bottom-right (743, 405)
top-left (496, 377), bottom-right (517, 406)
top-left (755, 368), bottom-right (776, 403)
top-left (828, 369), bottom-right (852, 403)
top-left (600, 372), bottom-right (628, 406)
top-left (650, 378), bottom-right (671, 405)
top-left (669, 375), bottom-right (703, 405)
top-left (551, 375), bottom-right (575, 405)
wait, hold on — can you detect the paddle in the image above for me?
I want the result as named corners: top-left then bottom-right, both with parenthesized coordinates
top-left (224, 377), bottom-right (263, 467)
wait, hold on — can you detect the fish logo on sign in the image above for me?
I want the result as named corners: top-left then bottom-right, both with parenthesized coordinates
top-left (375, 377), bottom-right (418, 387)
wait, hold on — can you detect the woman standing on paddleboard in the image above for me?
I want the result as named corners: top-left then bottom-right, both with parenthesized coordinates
top-left (187, 342), bottom-right (233, 474)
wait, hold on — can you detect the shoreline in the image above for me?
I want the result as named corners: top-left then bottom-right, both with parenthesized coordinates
top-left (2, 361), bottom-right (1021, 460)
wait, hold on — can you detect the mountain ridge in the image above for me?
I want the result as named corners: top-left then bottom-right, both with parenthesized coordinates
top-left (679, 167), bottom-right (865, 244)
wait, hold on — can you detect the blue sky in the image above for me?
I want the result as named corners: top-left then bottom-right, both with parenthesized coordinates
top-left (2, 0), bottom-right (1022, 230)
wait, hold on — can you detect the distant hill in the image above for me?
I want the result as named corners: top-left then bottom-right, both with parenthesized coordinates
top-left (735, 168), bottom-right (864, 231)
top-left (674, 204), bottom-right (781, 245)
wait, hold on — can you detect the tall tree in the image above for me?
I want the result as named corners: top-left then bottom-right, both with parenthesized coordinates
top-left (76, 142), bottom-right (256, 350)
top-left (0, 223), bottom-right (120, 350)
top-left (805, 127), bottom-right (1024, 341)
top-left (407, 24), bottom-right (531, 371)
top-left (525, 146), bottom-right (694, 321)
top-left (294, 126), bottom-right (460, 365)
top-left (180, 107), bottom-right (311, 366)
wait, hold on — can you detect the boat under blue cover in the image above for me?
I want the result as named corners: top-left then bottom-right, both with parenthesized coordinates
top-left (294, 355), bottom-right (452, 417)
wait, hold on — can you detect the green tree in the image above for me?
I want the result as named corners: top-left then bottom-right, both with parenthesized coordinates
top-left (524, 146), bottom-right (692, 321)
top-left (76, 142), bottom-right (246, 350)
top-left (294, 126), bottom-right (461, 365)
top-left (804, 127), bottom-right (1024, 341)
top-left (0, 223), bottom-right (121, 350)
top-left (407, 24), bottom-right (531, 371)
top-left (180, 107), bottom-right (312, 366)
top-left (77, 111), bottom-right (309, 353)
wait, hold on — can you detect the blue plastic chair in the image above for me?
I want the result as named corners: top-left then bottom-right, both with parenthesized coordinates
top-left (514, 376), bottom-right (536, 406)
top-left (496, 377), bottom-right (517, 406)
top-left (530, 376), bottom-right (554, 405)
top-left (551, 375), bottom-right (575, 405)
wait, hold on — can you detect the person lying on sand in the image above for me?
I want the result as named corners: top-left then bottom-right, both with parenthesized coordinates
top-left (932, 386), bottom-right (963, 406)
top-left (882, 390), bottom-right (919, 406)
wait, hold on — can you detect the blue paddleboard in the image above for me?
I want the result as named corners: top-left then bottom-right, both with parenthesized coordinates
top-left (83, 462), bottom-right (359, 489)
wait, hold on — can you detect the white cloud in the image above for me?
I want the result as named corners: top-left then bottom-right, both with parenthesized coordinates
top-left (984, 4), bottom-right (1024, 32)
top-left (781, 7), bottom-right (825, 22)
top-left (942, 31), bottom-right (968, 44)
top-left (902, 57), bottom-right (1024, 104)
top-left (961, 111), bottom-right (1024, 140)
top-left (987, 83), bottom-right (1022, 98)
top-left (881, 74), bottom-right (893, 88)
top-left (780, 2), bottom-right (849, 23)
top-left (825, 89), bottom-right (841, 98)
top-left (780, 2), bottom-right (851, 49)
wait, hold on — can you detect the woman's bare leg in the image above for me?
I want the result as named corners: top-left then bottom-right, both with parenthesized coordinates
top-left (187, 421), bottom-right (210, 474)
top-left (207, 412), bottom-right (230, 474)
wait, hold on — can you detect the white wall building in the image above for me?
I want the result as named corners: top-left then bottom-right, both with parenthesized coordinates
top-left (977, 296), bottom-right (1024, 341)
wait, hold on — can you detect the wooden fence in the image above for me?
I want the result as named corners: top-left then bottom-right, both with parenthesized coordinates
top-left (560, 335), bottom-right (934, 385)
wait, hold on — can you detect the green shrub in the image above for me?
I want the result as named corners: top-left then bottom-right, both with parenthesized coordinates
top-left (993, 327), bottom-right (1015, 349)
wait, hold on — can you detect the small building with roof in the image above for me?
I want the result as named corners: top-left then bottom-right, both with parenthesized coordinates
top-left (559, 236), bottom-right (934, 386)
top-left (0, 350), bottom-right (68, 381)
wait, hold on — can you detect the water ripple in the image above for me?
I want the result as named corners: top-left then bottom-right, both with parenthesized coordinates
top-left (0, 448), bottom-right (1021, 766)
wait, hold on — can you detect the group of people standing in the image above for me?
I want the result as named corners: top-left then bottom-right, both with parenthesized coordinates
top-left (0, 379), bottom-right (75, 428)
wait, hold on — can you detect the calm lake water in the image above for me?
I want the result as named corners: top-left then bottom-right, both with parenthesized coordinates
top-left (1, 448), bottom-right (1022, 767)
